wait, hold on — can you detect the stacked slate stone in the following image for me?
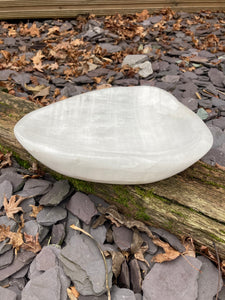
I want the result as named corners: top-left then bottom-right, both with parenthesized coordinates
top-left (0, 162), bottom-right (224, 299)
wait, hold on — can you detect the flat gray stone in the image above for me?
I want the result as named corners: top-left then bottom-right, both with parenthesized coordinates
top-left (181, 98), bottom-right (198, 111)
top-left (118, 260), bottom-right (130, 289)
top-left (18, 179), bottom-right (51, 197)
top-left (0, 171), bottom-right (24, 192)
top-left (111, 285), bottom-right (136, 300)
top-left (0, 180), bottom-right (13, 208)
top-left (0, 249), bottom-right (14, 269)
top-left (22, 266), bottom-right (70, 300)
top-left (0, 216), bottom-right (17, 254)
top-left (162, 75), bottom-right (180, 83)
top-left (141, 233), bottom-right (158, 255)
top-left (202, 145), bottom-right (225, 166)
top-left (36, 246), bottom-right (58, 271)
top-left (65, 211), bottom-right (80, 244)
top-left (135, 293), bottom-right (142, 300)
top-left (60, 233), bottom-right (112, 296)
top-left (39, 180), bottom-right (70, 206)
top-left (99, 43), bottom-right (122, 53)
top-left (218, 282), bottom-right (225, 300)
top-left (0, 286), bottom-right (17, 300)
top-left (197, 256), bottom-right (223, 300)
top-left (150, 227), bottom-right (185, 252)
top-left (0, 251), bottom-right (35, 281)
top-left (37, 206), bottom-right (67, 226)
top-left (79, 295), bottom-right (107, 300)
top-left (22, 220), bottom-right (49, 242)
top-left (19, 197), bottom-right (35, 221)
top-left (208, 125), bottom-right (225, 148)
top-left (208, 68), bottom-right (225, 88)
top-left (142, 256), bottom-right (202, 300)
top-left (66, 192), bottom-right (97, 224)
top-left (212, 117), bottom-right (225, 130)
top-left (11, 264), bottom-right (29, 279)
top-left (51, 223), bottom-right (66, 245)
top-left (90, 225), bottom-right (107, 245)
top-left (129, 259), bottom-right (142, 293)
top-left (122, 55), bottom-right (152, 78)
top-left (112, 225), bottom-right (133, 251)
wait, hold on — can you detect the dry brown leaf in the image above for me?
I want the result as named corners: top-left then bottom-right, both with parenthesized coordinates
top-left (106, 251), bottom-right (125, 278)
top-left (7, 230), bottom-right (24, 254)
top-left (47, 26), bottom-right (60, 35)
top-left (67, 286), bottom-right (79, 300)
top-left (24, 84), bottom-right (46, 93)
top-left (29, 205), bottom-right (43, 218)
top-left (134, 244), bottom-right (150, 268)
top-left (0, 152), bottom-right (12, 169)
top-left (21, 232), bottom-right (41, 253)
top-left (181, 236), bottom-right (195, 257)
top-left (151, 237), bottom-right (181, 263)
top-left (3, 195), bottom-right (27, 220)
top-left (1, 50), bottom-right (11, 61)
top-left (136, 10), bottom-right (149, 22)
top-left (96, 84), bottom-right (112, 90)
top-left (32, 50), bottom-right (45, 65)
top-left (0, 225), bottom-right (11, 242)
top-left (34, 86), bottom-right (50, 98)
top-left (29, 23), bottom-right (40, 37)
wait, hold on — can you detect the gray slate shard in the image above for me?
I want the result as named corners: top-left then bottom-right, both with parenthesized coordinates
top-left (0, 180), bottom-right (13, 208)
top-left (90, 225), bottom-right (107, 245)
top-left (118, 260), bottom-right (130, 289)
top-left (180, 98), bottom-right (198, 111)
top-left (99, 43), bottom-right (122, 53)
top-left (0, 216), bottom-right (17, 254)
top-left (60, 233), bottom-right (113, 296)
top-left (0, 251), bottom-right (35, 281)
top-left (142, 256), bottom-right (202, 300)
top-left (65, 212), bottom-right (80, 244)
top-left (0, 249), bottom-right (14, 269)
top-left (36, 206), bottom-right (67, 226)
top-left (150, 227), bottom-right (185, 252)
top-left (208, 68), bottom-right (225, 88)
top-left (88, 194), bottom-right (109, 208)
top-left (20, 197), bottom-right (35, 221)
top-left (36, 246), bottom-right (58, 271)
top-left (22, 266), bottom-right (70, 300)
top-left (12, 264), bottom-right (29, 279)
top-left (51, 223), bottom-right (66, 245)
top-left (22, 220), bottom-right (49, 242)
top-left (111, 285), bottom-right (136, 300)
top-left (112, 225), bottom-right (133, 251)
top-left (135, 294), bottom-right (142, 300)
top-left (202, 145), bottom-right (225, 167)
top-left (212, 117), bottom-right (225, 130)
top-left (66, 192), bottom-right (97, 224)
top-left (0, 170), bottom-right (25, 192)
top-left (79, 295), bottom-right (107, 300)
top-left (129, 259), bottom-right (142, 294)
top-left (39, 180), bottom-right (70, 206)
top-left (18, 179), bottom-right (51, 197)
top-left (141, 233), bottom-right (158, 255)
top-left (208, 125), bottom-right (225, 148)
top-left (0, 286), bottom-right (17, 300)
top-left (121, 55), bottom-right (153, 78)
top-left (197, 256), bottom-right (223, 300)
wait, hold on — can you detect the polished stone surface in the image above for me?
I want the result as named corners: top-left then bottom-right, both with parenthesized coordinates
top-left (14, 86), bottom-right (213, 184)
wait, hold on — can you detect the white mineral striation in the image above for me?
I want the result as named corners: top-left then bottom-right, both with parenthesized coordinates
top-left (14, 86), bottom-right (213, 184)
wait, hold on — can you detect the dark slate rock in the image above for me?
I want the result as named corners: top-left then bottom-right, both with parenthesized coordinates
top-left (197, 256), bottom-right (223, 300)
top-left (0, 69), bottom-right (16, 80)
top-left (111, 285), bottom-right (136, 300)
top-left (60, 233), bottom-right (112, 296)
top-left (66, 192), bottom-right (97, 225)
top-left (0, 249), bottom-right (14, 269)
top-left (113, 78), bottom-right (139, 86)
top-left (118, 260), bottom-right (130, 289)
top-left (142, 256), bottom-right (202, 300)
top-left (212, 97), bottom-right (225, 111)
top-left (198, 99), bottom-right (212, 109)
top-left (0, 251), bottom-right (35, 281)
top-left (6, 285), bottom-right (21, 300)
top-left (51, 223), bottom-right (66, 245)
top-left (73, 75), bottom-right (94, 84)
top-left (150, 227), bottom-right (185, 252)
top-left (112, 225), bottom-right (133, 251)
top-left (208, 125), bottom-right (225, 148)
top-left (161, 75), bottom-right (180, 83)
top-left (20, 197), bottom-right (35, 221)
top-left (11, 72), bottom-right (31, 86)
top-left (141, 233), bottom-right (158, 255)
top-left (0, 216), bottom-right (17, 254)
top-left (180, 98), bottom-right (198, 111)
top-left (39, 180), bottom-right (70, 206)
top-left (0, 170), bottom-right (25, 192)
top-left (22, 266), bottom-right (70, 300)
top-left (208, 68), bottom-right (225, 88)
top-left (18, 179), bottom-right (51, 197)
top-left (51, 77), bottom-right (67, 86)
top-left (99, 43), bottom-right (122, 53)
top-left (181, 71), bottom-right (198, 80)
top-left (90, 225), bottom-right (107, 245)
top-left (0, 180), bottom-right (12, 208)
top-left (129, 259), bottom-right (142, 294)
top-left (36, 206), bottom-right (67, 226)
top-left (212, 117), bottom-right (225, 130)
top-left (0, 286), bottom-right (17, 300)
top-left (202, 145), bottom-right (225, 166)
top-left (22, 220), bottom-right (49, 242)
top-left (28, 257), bottom-right (43, 280)
top-left (135, 294), bottom-right (142, 300)
top-left (59, 84), bottom-right (85, 98)
top-left (11, 264), bottom-right (29, 279)
top-left (158, 61), bottom-right (169, 71)
top-left (88, 194), bottom-right (109, 208)
top-left (36, 246), bottom-right (58, 271)
top-left (59, 22), bottom-right (73, 32)
top-left (65, 211), bottom-right (80, 244)
top-left (218, 283), bottom-right (225, 300)
top-left (87, 68), bottom-right (110, 77)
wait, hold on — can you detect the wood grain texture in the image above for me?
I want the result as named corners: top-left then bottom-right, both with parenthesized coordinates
top-left (0, 0), bottom-right (224, 19)
top-left (1, 90), bottom-right (225, 259)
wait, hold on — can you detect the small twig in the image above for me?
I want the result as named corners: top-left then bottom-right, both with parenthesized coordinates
top-left (181, 254), bottom-right (202, 273)
top-left (213, 242), bottom-right (221, 300)
top-left (70, 225), bottom-right (111, 300)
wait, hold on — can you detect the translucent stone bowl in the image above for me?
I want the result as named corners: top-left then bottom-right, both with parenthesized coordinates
top-left (14, 86), bottom-right (213, 184)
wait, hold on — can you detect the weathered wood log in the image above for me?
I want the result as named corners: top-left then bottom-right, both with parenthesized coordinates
top-left (1, 90), bottom-right (225, 260)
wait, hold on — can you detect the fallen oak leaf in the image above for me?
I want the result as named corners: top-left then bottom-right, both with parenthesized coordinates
top-left (3, 195), bottom-right (26, 219)
top-left (21, 232), bottom-right (41, 253)
top-left (34, 86), bottom-right (50, 98)
top-left (7, 230), bottom-right (24, 255)
top-left (151, 237), bottom-right (181, 263)
top-left (31, 50), bottom-right (45, 65)
top-left (29, 204), bottom-right (43, 218)
top-left (0, 225), bottom-right (11, 242)
top-left (0, 152), bottom-right (12, 169)
top-left (24, 83), bottom-right (46, 93)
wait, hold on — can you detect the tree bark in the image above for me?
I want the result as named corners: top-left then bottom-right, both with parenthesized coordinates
top-left (1, 91), bottom-right (225, 259)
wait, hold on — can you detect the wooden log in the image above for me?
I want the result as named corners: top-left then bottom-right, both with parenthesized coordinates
top-left (1, 90), bottom-right (225, 260)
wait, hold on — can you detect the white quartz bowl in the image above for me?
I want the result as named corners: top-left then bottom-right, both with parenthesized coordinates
top-left (14, 86), bottom-right (213, 184)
